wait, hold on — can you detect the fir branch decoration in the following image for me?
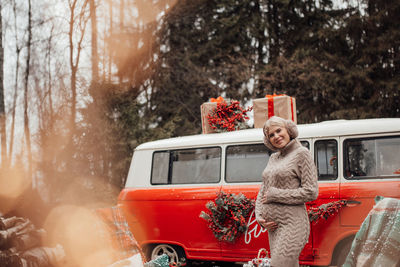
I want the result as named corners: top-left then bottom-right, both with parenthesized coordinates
top-left (308, 200), bottom-right (361, 223)
top-left (207, 100), bottom-right (252, 132)
top-left (200, 192), bottom-right (255, 243)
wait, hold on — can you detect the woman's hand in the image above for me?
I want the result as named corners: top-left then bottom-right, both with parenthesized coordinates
top-left (257, 218), bottom-right (278, 231)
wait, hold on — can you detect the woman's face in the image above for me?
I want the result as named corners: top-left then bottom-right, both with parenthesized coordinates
top-left (268, 125), bottom-right (290, 149)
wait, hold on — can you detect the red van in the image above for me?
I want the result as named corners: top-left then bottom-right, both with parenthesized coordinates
top-left (118, 118), bottom-right (400, 266)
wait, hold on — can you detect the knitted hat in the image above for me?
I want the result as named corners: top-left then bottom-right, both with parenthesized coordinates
top-left (263, 116), bottom-right (298, 151)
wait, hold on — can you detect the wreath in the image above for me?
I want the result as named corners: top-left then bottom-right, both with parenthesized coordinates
top-left (199, 192), bottom-right (254, 243)
top-left (207, 100), bottom-right (252, 132)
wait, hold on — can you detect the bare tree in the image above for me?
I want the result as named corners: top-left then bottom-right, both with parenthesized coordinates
top-left (8, 0), bottom-right (23, 163)
top-left (22, 0), bottom-right (33, 177)
top-left (67, 0), bottom-right (89, 136)
top-left (0, 2), bottom-right (7, 167)
top-left (120, 0), bottom-right (125, 29)
top-left (107, 0), bottom-right (112, 81)
top-left (46, 25), bottom-right (55, 121)
top-left (89, 0), bottom-right (99, 82)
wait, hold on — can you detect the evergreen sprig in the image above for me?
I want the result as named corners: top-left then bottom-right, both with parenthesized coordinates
top-left (207, 101), bottom-right (252, 132)
top-left (200, 191), bottom-right (255, 243)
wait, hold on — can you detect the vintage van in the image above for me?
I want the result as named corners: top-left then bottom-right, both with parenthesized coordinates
top-left (118, 118), bottom-right (400, 266)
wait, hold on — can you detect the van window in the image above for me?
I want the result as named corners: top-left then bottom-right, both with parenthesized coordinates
top-left (315, 140), bottom-right (338, 180)
top-left (152, 151), bottom-right (170, 184)
top-left (300, 141), bottom-right (310, 150)
top-left (151, 147), bottom-right (221, 184)
top-left (225, 141), bottom-right (310, 183)
top-left (226, 144), bottom-right (271, 183)
top-left (344, 136), bottom-right (400, 179)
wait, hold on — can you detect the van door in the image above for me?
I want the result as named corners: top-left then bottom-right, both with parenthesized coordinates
top-left (220, 143), bottom-right (270, 261)
top-left (310, 138), bottom-right (341, 263)
top-left (219, 141), bottom-right (315, 262)
top-left (340, 135), bottom-right (400, 226)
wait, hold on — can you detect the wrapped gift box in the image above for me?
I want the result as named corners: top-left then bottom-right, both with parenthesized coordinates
top-left (201, 97), bottom-right (226, 134)
top-left (201, 102), bottom-right (218, 134)
top-left (253, 95), bottom-right (297, 128)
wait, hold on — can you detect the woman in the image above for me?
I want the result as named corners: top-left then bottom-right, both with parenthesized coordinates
top-left (255, 116), bottom-right (318, 267)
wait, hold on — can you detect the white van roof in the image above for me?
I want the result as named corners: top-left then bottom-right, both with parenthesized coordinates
top-left (136, 118), bottom-right (400, 151)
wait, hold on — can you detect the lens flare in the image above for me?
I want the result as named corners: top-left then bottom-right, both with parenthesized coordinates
top-left (0, 167), bottom-right (31, 214)
top-left (43, 205), bottom-right (116, 267)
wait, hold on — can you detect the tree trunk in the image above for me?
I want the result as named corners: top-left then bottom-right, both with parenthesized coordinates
top-left (47, 27), bottom-right (54, 120)
top-left (90, 0), bottom-right (99, 82)
top-left (118, 0), bottom-right (124, 83)
top-left (68, 0), bottom-right (89, 140)
top-left (69, 0), bottom-right (77, 135)
top-left (9, 0), bottom-right (22, 163)
top-left (23, 0), bottom-right (33, 179)
top-left (108, 0), bottom-right (113, 82)
top-left (0, 2), bottom-right (7, 167)
top-left (120, 0), bottom-right (124, 29)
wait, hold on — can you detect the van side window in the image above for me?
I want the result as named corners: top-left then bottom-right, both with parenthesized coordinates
top-left (344, 136), bottom-right (400, 179)
top-left (315, 140), bottom-right (338, 180)
top-left (151, 147), bottom-right (221, 184)
top-left (226, 144), bottom-right (270, 183)
top-left (225, 141), bottom-right (309, 183)
top-left (300, 141), bottom-right (310, 149)
top-left (152, 151), bottom-right (170, 184)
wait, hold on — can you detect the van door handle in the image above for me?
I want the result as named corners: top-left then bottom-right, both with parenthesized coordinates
top-left (346, 200), bottom-right (361, 207)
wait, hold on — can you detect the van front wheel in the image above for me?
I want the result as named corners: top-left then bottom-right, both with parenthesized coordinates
top-left (150, 244), bottom-right (187, 265)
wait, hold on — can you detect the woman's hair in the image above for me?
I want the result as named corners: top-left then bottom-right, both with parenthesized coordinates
top-left (263, 116), bottom-right (298, 151)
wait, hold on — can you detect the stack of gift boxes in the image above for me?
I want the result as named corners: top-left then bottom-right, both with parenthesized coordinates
top-left (201, 94), bottom-right (297, 134)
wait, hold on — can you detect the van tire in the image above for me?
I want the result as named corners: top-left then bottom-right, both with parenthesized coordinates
top-left (149, 244), bottom-right (187, 266)
top-left (331, 236), bottom-right (354, 267)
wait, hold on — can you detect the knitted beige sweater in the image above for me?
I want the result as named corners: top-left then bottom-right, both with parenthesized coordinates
top-left (255, 139), bottom-right (318, 267)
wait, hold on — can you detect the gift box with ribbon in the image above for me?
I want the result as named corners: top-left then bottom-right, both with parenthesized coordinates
top-left (200, 96), bottom-right (226, 134)
top-left (253, 94), bottom-right (297, 128)
top-left (243, 248), bottom-right (271, 267)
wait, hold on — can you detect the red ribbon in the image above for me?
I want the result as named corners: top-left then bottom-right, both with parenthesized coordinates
top-left (267, 97), bottom-right (274, 118)
top-left (290, 97), bottom-right (294, 122)
top-left (210, 96), bottom-right (225, 103)
top-left (265, 94), bottom-right (284, 118)
top-left (265, 94), bottom-right (295, 122)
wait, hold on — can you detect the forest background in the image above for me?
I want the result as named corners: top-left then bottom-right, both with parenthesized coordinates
top-left (0, 0), bottom-right (399, 221)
